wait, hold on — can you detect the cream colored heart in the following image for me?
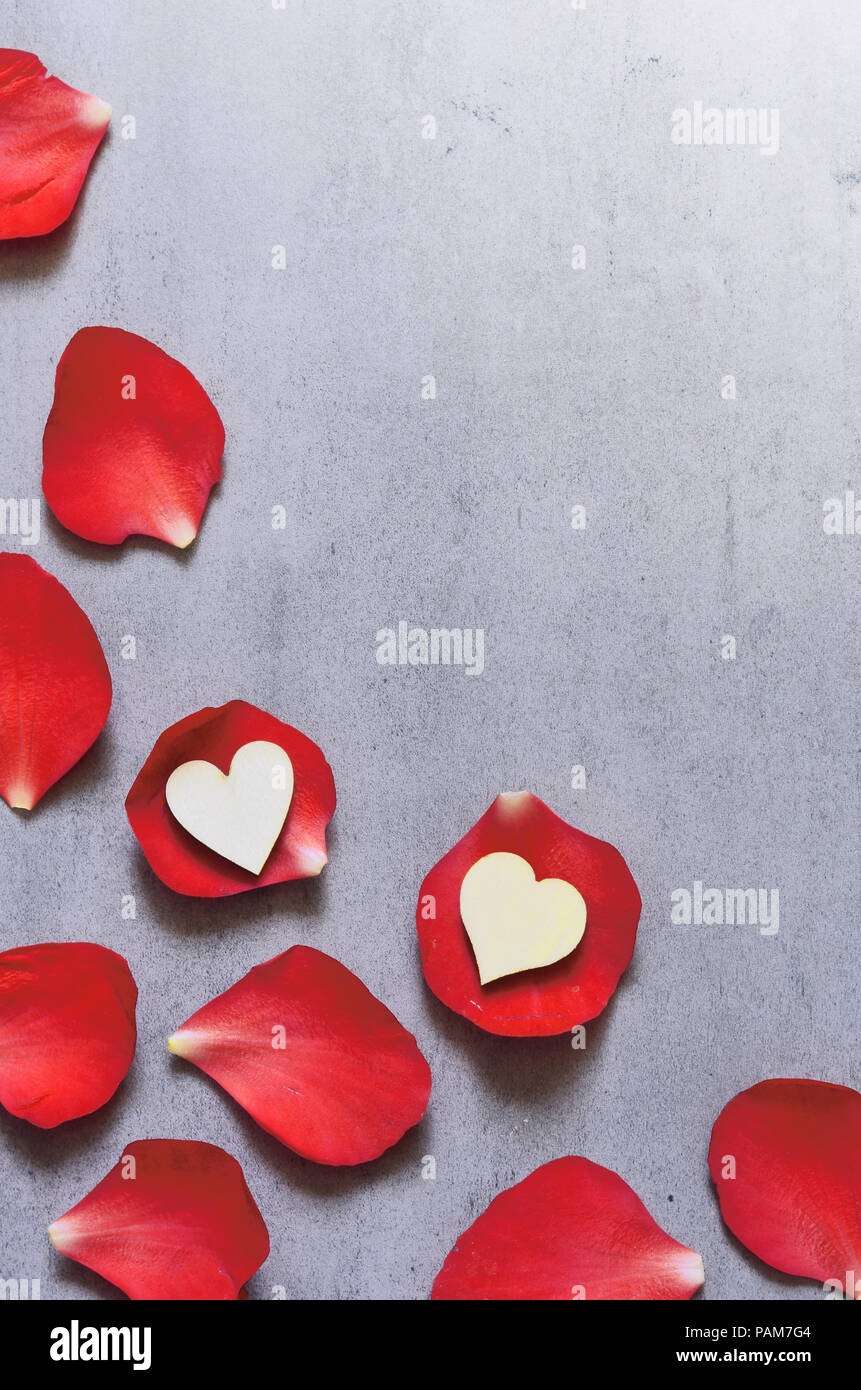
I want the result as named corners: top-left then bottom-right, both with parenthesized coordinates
top-left (459, 851), bottom-right (587, 984)
top-left (165, 741), bottom-right (294, 875)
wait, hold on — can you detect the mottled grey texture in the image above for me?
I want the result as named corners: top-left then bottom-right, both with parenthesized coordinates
top-left (0, 0), bottom-right (858, 1302)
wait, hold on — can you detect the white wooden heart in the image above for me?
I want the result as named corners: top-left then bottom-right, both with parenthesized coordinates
top-left (165, 740), bottom-right (294, 875)
top-left (459, 851), bottom-right (587, 984)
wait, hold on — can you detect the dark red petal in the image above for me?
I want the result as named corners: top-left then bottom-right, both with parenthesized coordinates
top-left (0, 50), bottom-right (110, 239)
top-left (416, 791), bottom-right (641, 1036)
top-left (0, 943), bottom-right (136, 1128)
top-left (49, 1139), bottom-right (269, 1300)
top-left (709, 1078), bottom-right (861, 1295)
top-left (43, 327), bottom-right (224, 548)
top-left (0, 554), bottom-right (112, 810)
top-left (432, 1156), bottom-right (704, 1300)
top-left (126, 700), bottom-right (335, 897)
top-left (169, 946), bottom-right (432, 1166)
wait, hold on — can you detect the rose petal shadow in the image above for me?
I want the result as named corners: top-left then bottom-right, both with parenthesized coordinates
top-left (720, 1221), bottom-right (829, 1300)
top-left (168, 1055), bottom-right (432, 1201)
top-left (1, 722), bottom-right (117, 821)
top-left (417, 956), bottom-right (619, 1105)
top-left (130, 821), bottom-right (337, 936)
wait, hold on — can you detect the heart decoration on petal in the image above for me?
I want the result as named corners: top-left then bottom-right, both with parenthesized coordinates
top-left (417, 792), bottom-right (641, 1036)
top-left (166, 740), bottom-right (293, 875)
top-left (127, 701), bottom-right (335, 897)
top-left (460, 851), bottom-right (587, 984)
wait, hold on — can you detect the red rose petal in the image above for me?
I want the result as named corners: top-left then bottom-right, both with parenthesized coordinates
top-left (126, 700), bottom-right (336, 897)
top-left (416, 791), bottom-right (641, 1036)
top-left (0, 942), bottom-right (136, 1128)
top-left (43, 327), bottom-right (224, 548)
top-left (0, 49), bottom-right (110, 239)
top-left (169, 946), bottom-right (432, 1166)
top-left (49, 1139), bottom-right (269, 1300)
top-left (0, 554), bottom-right (112, 811)
top-left (709, 1078), bottom-right (861, 1296)
top-left (432, 1156), bottom-right (704, 1300)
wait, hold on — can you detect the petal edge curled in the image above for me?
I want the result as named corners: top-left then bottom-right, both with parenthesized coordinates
top-left (49, 1139), bottom-right (269, 1300)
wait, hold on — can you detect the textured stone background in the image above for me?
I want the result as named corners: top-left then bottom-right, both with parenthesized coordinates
top-left (0, 1), bottom-right (858, 1301)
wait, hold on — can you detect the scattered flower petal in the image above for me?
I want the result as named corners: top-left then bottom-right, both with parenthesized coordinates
top-left (432, 1156), bottom-right (705, 1300)
top-left (49, 1139), bottom-right (269, 1300)
top-left (709, 1078), bottom-right (861, 1297)
top-left (417, 791), bottom-right (641, 1036)
top-left (43, 327), bottom-right (224, 548)
top-left (169, 946), bottom-right (432, 1165)
top-left (0, 49), bottom-right (110, 239)
top-left (0, 942), bottom-right (136, 1128)
top-left (0, 554), bottom-right (111, 811)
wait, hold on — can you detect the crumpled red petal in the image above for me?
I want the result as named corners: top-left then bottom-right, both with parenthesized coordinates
top-left (126, 700), bottom-right (336, 897)
top-left (43, 327), bottom-right (224, 548)
top-left (709, 1078), bottom-right (861, 1296)
top-left (49, 1139), bottom-right (269, 1300)
top-left (432, 1156), bottom-right (704, 1300)
top-left (169, 945), bottom-right (432, 1166)
top-left (0, 49), bottom-right (110, 239)
top-left (0, 554), bottom-right (112, 811)
top-left (0, 942), bottom-right (136, 1128)
top-left (416, 791), bottom-right (641, 1036)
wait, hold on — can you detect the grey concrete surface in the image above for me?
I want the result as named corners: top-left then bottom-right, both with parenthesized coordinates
top-left (0, 0), bottom-right (858, 1301)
